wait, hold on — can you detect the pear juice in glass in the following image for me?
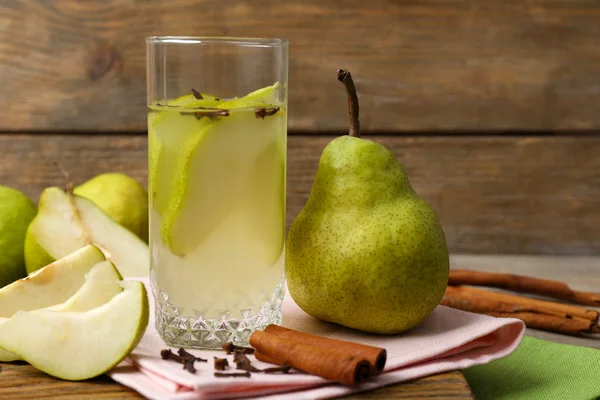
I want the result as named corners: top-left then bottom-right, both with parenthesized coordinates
top-left (146, 37), bottom-right (288, 349)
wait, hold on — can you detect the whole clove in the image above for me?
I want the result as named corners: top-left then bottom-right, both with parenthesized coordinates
top-left (183, 359), bottom-right (197, 374)
top-left (214, 371), bottom-right (251, 378)
top-left (233, 350), bottom-right (261, 372)
top-left (178, 348), bottom-right (207, 363)
top-left (222, 341), bottom-right (254, 354)
top-left (262, 364), bottom-right (293, 374)
top-left (160, 349), bottom-right (200, 374)
top-left (214, 357), bottom-right (229, 371)
top-left (255, 107), bottom-right (280, 119)
top-left (161, 349), bottom-right (186, 363)
top-left (180, 109), bottom-right (230, 119)
top-left (191, 88), bottom-right (203, 100)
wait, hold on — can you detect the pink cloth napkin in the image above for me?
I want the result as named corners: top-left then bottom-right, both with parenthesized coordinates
top-left (109, 279), bottom-right (525, 399)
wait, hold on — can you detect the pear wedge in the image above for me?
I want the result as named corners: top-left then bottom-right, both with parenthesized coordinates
top-left (74, 195), bottom-right (148, 276)
top-left (0, 259), bottom-right (123, 362)
top-left (44, 260), bottom-right (123, 312)
top-left (0, 245), bottom-right (105, 317)
top-left (0, 280), bottom-right (148, 381)
top-left (25, 187), bottom-right (149, 277)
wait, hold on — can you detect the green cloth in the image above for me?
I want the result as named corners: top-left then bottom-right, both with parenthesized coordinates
top-left (464, 336), bottom-right (600, 400)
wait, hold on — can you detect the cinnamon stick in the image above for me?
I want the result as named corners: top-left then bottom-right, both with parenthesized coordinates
top-left (262, 325), bottom-right (387, 375)
top-left (442, 286), bottom-right (600, 336)
top-left (250, 330), bottom-right (372, 386)
top-left (444, 286), bottom-right (598, 323)
top-left (488, 312), bottom-right (598, 337)
top-left (449, 270), bottom-right (600, 307)
top-left (253, 350), bottom-right (281, 366)
top-left (441, 286), bottom-right (593, 322)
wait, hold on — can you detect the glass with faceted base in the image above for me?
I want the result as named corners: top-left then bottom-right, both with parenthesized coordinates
top-left (146, 37), bottom-right (288, 349)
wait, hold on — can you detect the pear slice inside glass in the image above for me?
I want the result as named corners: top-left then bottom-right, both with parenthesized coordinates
top-left (0, 280), bottom-right (148, 381)
top-left (159, 133), bottom-right (287, 312)
top-left (149, 82), bottom-right (280, 217)
top-left (161, 104), bottom-right (284, 256)
top-left (149, 106), bottom-right (213, 215)
top-left (150, 82), bottom-right (282, 255)
top-left (149, 91), bottom-right (223, 215)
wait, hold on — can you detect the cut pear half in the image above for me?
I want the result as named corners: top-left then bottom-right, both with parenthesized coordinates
top-left (0, 259), bottom-right (123, 362)
top-left (25, 187), bottom-right (149, 277)
top-left (0, 280), bottom-right (148, 381)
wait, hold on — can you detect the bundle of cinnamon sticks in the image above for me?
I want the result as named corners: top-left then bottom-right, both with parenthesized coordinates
top-left (442, 270), bottom-right (600, 337)
top-left (249, 324), bottom-right (387, 386)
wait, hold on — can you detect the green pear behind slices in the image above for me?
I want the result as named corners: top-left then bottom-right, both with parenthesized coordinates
top-left (25, 187), bottom-right (149, 277)
top-left (0, 258), bottom-right (123, 362)
top-left (157, 83), bottom-right (284, 256)
top-left (0, 280), bottom-right (148, 380)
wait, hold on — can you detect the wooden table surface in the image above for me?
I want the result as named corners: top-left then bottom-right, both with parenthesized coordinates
top-left (1, 253), bottom-right (598, 399)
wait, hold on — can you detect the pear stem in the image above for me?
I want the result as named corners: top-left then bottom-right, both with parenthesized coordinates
top-left (53, 161), bottom-right (74, 194)
top-left (337, 69), bottom-right (360, 138)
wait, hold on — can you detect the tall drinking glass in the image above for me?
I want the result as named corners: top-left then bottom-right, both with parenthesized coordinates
top-left (146, 37), bottom-right (288, 349)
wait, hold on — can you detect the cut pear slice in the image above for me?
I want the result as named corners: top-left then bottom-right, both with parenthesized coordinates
top-left (74, 196), bottom-right (148, 277)
top-left (149, 90), bottom-right (222, 209)
top-left (0, 245), bottom-right (105, 317)
top-left (240, 138), bottom-right (287, 263)
top-left (149, 107), bottom-right (213, 215)
top-left (0, 259), bottom-right (123, 362)
top-left (45, 260), bottom-right (123, 312)
top-left (0, 280), bottom-right (148, 381)
top-left (148, 81), bottom-right (281, 221)
top-left (161, 104), bottom-right (285, 256)
top-left (240, 81), bottom-right (280, 102)
top-left (25, 188), bottom-right (149, 277)
top-left (166, 92), bottom-right (220, 107)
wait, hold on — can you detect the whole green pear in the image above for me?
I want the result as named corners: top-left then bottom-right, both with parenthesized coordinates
top-left (0, 186), bottom-right (37, 287)
top-left (285, 70), bottom-right (449, 335)
top-left (74, 173), bottom-right (148, 242)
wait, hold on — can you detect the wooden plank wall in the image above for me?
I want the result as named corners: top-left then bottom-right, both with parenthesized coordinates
top-left (1, 0), bottom-right (599, 255)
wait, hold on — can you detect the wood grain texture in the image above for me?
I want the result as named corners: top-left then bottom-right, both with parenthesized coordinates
top-left (1, 133), bottom-right (599, 255)
top-left (0, 364), bottom-right (472, 399)
top-left (342, 371), bottom-right (473, 399)
top-left (2, 0), bottom-right (600, 132)
top-left (0, 362), bottom-right (141, 399)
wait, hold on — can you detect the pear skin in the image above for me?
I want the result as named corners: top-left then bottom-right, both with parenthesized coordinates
top-left (285, 70), bottom-right (449, 334)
